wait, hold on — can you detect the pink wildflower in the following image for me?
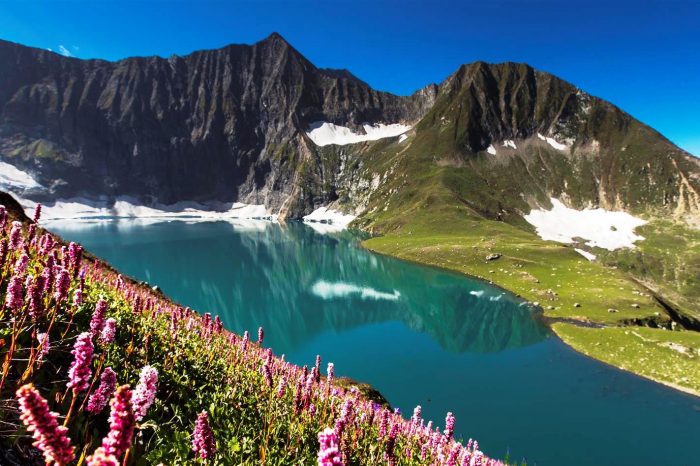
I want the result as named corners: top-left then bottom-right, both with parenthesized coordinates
top-left (9, 220), bottom-right (23, 250)
top-left (33, 203), bottom-right (42, 223)
top-left (276, 375), bottom-right (287, 398)
top-left (101, 385), bottom-right (135, 458)
top-left (444, 412), bottom-right (456, 440)
top-left (4, 274), bottom-right (24, 312)
top-left (87, 367), bottom-right (117, 414)
top-left (317, 428), bottom-right (343, 466)
top-left (192, 411), bottom-right (216, 459)
top-left (67, 332), bottom-right (94, 393)
top-left (16, 384), bottom-right (75, 466)
top-left (54, 267), bottom-right (71, 302)
top-left (86, 447), bottom-right (119, 466)
top-left (90, 298), bottom-right (108, 336)
top-left (28, 274), bottom-right (45, 319)
top-left (132, 365), bottom-right (158, 421)
top-left (100, 318), bottom-right (117, 344)
top-left (14, 253), bottom-right (29, 275)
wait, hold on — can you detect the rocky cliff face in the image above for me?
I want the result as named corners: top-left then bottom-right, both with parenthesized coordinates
top-left (0, 33), bottom-right (698, 222)
top-left (0, 33), bottom-right (432, 214)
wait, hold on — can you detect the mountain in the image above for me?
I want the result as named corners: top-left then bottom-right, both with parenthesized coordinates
top-left (0, 33), bottom-right (698, 224)
top-left (0, 33), bottom-right (434, 216)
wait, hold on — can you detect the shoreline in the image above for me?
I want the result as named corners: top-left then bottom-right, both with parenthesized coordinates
top-left (360, 235), bottom-right (700, 399)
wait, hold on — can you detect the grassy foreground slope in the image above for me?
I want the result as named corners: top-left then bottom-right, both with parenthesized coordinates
top-left (0, 194), bottom-right (502, 466)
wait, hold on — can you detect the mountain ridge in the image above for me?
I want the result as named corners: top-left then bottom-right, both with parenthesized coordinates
top-left (0, 33), bottom-right (698, 225)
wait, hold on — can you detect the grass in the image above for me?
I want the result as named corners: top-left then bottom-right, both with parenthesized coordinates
top-left (596, 219), bottom-right (700, 322)
top-left (554, 323), bottom-right (700, 396)
top-left (361, 202), bottom-right (700, 396)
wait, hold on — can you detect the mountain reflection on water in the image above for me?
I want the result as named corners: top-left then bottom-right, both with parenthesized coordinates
top-left (48, 220), bottom-right (550, 354)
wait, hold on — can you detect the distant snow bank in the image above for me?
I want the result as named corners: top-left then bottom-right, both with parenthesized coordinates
top-left (502, 140), bottom-right (517, 150)
top-left (17, 196), bottom-right (277, 222)
top-left (486, 144), bottom-right (497, 155)
top-left (524, 198), bottom-right (647, 251)
top-left (306, 121), bottom-right (410, 146)
top-left (0, 161), bottom-right (43, 191)
top-left (537, 133), bottom-right (570, 151)
top-left (302, 206), bottom-right (356, 233)
top-left (574, 248), bottom-right (597, 261)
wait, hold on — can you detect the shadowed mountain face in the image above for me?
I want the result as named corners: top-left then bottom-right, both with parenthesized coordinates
top-left (0, 33), bottom-right (433, 213)
top-left (0, 33), bottom-right (698, 222)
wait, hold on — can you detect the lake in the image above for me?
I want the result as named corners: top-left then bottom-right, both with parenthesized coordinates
top-left (49, 219), bottom-right (700, 465)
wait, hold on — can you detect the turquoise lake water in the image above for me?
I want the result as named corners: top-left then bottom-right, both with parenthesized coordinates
top-left (49, 220), bottom-right (700, 465)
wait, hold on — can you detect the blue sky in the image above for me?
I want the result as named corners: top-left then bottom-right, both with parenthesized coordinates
top-left (1, 0), bottom-right (698, 156)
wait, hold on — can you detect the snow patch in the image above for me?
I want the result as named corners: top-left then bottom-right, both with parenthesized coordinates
top-left (17, 196), bottom-right (277, 222)
top-left (502, 140), bottom-right (517, 150)
top-left (574, 248), bottom-right (597, 261)
top-left (311, 280), bottom-right (400, 301)
top-left (306, 121), bottom-right (411, 147)
top-left (398, 134), bottom-right (408, 143)
top-left (486, 144), bottom-right (497, 155)
top-left (0, 161), bottom-right (42, 191)
top-left (469, 290), bottom-right (485, 298)
top-left (537, 133), bottom-right (546, 141)
top-left (545, 137), bottom-right (569, 151)
top-left (303, 206), bottom-right (355, 228)
top-left (525, 198), bottom-right (647, 250)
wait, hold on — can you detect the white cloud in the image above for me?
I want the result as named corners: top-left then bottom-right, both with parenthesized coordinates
top-left (58, 45), bottom-right (73, 57)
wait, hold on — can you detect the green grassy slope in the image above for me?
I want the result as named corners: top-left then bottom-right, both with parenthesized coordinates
top-left (333, 122), bottom-right (700, 395)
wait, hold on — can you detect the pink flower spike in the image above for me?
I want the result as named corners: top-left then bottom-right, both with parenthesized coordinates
top-left (317, 427), bottom-right (343, 466)
top-left (16, 384), bottom-right (75, 466)
top-left (67, 332), bottom-right (94, 393)
top-left (86, 446), bottom-right (119, 466)
top-left (101, 385), bottom-right (135, 458)
top-left (87, 367), bottom-right (117, 414)
top-left (192, 411), bottom-right (216, 459)
top-left (132, 365), bottom-right (158, 421)
top-left (100, 318), bottom-right (117, 344)
top-left (33, 203), bottom-right (42, 223)
top-left (90, 298), bottom-right (108, 336)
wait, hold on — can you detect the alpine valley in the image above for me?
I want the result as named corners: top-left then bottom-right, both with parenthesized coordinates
top-left (2, 32), bottom-right (700, 400)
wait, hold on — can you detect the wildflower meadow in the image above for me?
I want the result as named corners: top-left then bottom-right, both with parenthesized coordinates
top-left (0, 198), bottom-right (504, 465)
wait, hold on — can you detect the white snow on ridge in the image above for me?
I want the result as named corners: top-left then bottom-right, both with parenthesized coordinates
top-left (535, 133), bottom-right (570, 151)
top-left (574, 248), bottom-right (597, 261)
top-left (524, 198), bottom-right (647, 251)
top-left (311, 280), bottom-right (400, 301)
top-left (545, 137), bottom-right (569, 150)
top-left (486, 144), bottom-right (497, 155)
top-left (0, 161), bottom-right (42, 191)
top-left (17, 196), bottom-right (277, 222)
top-left (502, 140), bottom-right (517, 150)
top-left (306, 121), bottom-right (411, 147)
top-left (398, 134), bottom-right (408, 143)
top-left (303, 206), bottom-right (355, 226)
